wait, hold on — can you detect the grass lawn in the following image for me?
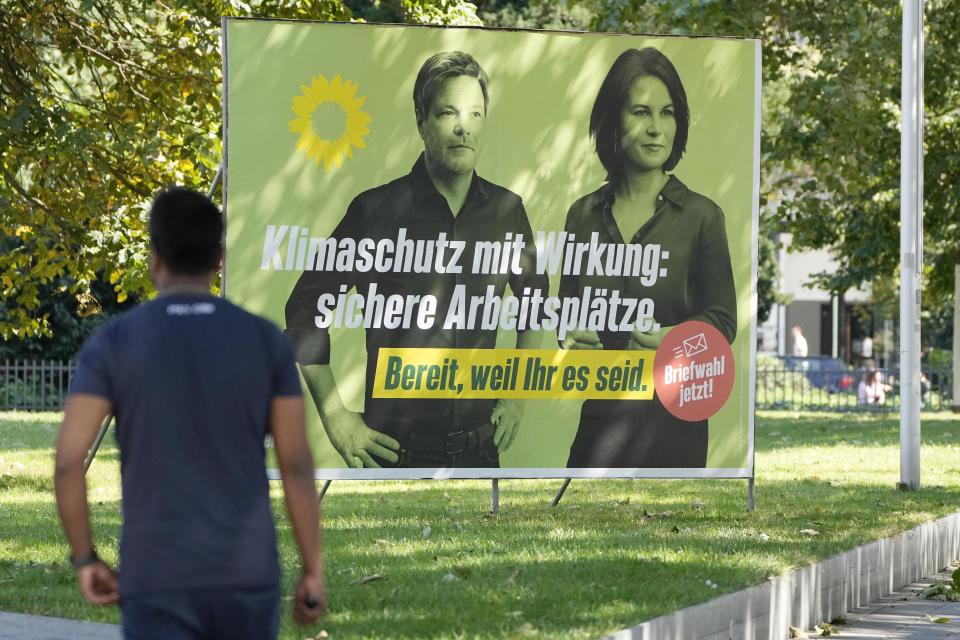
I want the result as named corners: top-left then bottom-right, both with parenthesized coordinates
top-left (1, 410), bottom-right (959, 639)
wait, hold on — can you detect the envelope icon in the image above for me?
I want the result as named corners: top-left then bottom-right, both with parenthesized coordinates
top-left (682, 332), bottom-right (708, 357)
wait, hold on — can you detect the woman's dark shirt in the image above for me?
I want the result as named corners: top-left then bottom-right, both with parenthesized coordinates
top-left (558, 175), bottom-right (736, 346)
top-left (558, 175), bottom-right (737, 468)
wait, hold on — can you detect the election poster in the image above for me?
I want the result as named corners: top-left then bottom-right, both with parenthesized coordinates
top-left (222, 18), bottom-right (760, 479)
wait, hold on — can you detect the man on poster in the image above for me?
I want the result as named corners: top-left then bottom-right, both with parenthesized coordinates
top-left (285, 51), bottom-right (547, 469)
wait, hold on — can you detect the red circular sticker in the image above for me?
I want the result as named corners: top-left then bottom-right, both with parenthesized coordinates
top-left (653, 321), bottom-right (735, 422)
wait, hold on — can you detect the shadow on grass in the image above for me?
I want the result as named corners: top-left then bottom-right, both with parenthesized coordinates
top-left (2, 475), bottom-right (958, 639)
top-left (3, 411), bottom-right (960, 638)
top-left (282, 476), bottom-right (960, 638)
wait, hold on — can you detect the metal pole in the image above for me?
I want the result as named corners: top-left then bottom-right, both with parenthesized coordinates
top-left (831, 294), bottom-right (840, 359)
top-left (747, 477), bottom-right (755, 512)
top-left (207, 163), bottom-right (223, 199)
top-left (491, 479), bottom-right (499, 515)
top-left (776, 234), bottom-right (787, 356)
top-left (551, 478), bottom-right (572, 507)
top-left (899, 0), bottom-right (923, 491)
top-left (83, 414), bottom-right (114, 474)
top-left (953, 265), bottom-right (960, 412)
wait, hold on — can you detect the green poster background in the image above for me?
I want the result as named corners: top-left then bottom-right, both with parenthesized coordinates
top-left (224, 18), bottom-right (759, 476)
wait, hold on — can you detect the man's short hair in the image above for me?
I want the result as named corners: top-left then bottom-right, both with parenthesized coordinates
top-left (590, 47), bottom-right (690, 182)
top-left (148, 187), bottom-right (223, 275)
top-left (413, 51), bottom-right (490, 127)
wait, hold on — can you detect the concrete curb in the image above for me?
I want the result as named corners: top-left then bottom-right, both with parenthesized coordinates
top-left (605, 510), bottom-right (960, 640)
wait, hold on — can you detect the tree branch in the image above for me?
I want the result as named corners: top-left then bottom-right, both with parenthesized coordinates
top-left (0, 166), bottom-right (52, 215)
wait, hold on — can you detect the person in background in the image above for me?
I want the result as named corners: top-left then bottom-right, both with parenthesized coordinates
top-left (791, 325), bottom-right (809, 358)
top-left (54, 187), bottom-right (325, 639)
top-left (858, 360), bottom-right (889, 405)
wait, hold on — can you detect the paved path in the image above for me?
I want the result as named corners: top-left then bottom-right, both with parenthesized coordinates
top-left (825, 566), bottom-right (960, 639)
top-left (0, 612), bottom-right (119, 639)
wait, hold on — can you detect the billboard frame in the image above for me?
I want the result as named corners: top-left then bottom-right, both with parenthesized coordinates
top-left (221, 17), bottom-right (761, 508)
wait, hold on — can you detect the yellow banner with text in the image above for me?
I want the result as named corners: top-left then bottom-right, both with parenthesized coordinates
top-left (372, 348), bottom-right (655, 400)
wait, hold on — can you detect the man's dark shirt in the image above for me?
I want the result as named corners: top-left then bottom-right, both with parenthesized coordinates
top-left (285, 154), bottom-right (548, 447)
top-left (70, 294), bottom-right (302, 595)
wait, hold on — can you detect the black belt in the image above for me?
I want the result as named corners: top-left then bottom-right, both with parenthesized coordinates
top-left (444, 422), bottom-right (496, 456)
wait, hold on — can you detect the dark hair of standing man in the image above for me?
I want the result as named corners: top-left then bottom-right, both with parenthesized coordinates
top-left (413, 51), bottom-right (490, 128)
top-left (590, 47), bottom-right (690, 182)
top-left (148, 187), bottom-right (224, 275)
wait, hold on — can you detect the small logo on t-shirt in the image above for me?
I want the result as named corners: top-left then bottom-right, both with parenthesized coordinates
top-left (166, 302), bottom-right (216, 316)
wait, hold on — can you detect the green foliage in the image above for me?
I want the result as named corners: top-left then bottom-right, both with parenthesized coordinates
top-left (757, 230), bottom-right (789, 324)
top-left (6, 0), bottom-right (959, 345)
top-left (0, 0), bottom-right (475, 341)
top-left (479, 0), bottom-right (595, 30)
top-left (0, 278), bottom-right (136, 360)
top-left (402, 0), bottom-right (481, 24)
top-left (919, 579), bottom-right (960, 602)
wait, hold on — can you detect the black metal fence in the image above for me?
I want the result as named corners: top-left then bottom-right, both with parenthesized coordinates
top-left (756, 363), bottom-right (953, 412)
top-left (1, 359), bottom-right (76, 411)
top-left (0, 358), bottom-right (955, 413)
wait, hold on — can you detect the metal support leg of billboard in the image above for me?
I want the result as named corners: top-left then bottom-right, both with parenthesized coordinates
top-left (318, 479), bottom-right (333, 502)
top-left (551, 478), bottom-right (571, 507)
top-left (83, 164), bottom-right (225, 477)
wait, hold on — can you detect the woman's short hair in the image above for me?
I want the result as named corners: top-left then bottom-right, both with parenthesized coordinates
top-left (413, 51), bottom-right (489, 127)
top-left (590, 47), bottom-right (690, 181)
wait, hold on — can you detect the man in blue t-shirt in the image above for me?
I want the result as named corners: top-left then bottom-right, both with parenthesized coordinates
top-left (54, 187), bottom-right (325, 639)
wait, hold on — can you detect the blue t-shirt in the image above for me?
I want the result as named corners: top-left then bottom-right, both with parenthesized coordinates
top-left (70, 294), bottom-right (302, 596)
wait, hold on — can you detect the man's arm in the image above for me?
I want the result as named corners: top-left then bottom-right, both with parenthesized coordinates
top-left (490, 329), bottom-right (543, 453)
top-left (491, 197), bottom-right (551, 453)
top-left (299, 364), bottom-right (400, 468)
top-left (54, 394), bottom-right (119, 606)
top-left (270, 395), bottom-right (325, 626)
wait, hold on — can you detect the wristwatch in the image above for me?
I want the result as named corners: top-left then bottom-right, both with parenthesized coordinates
top-left (69, 548), bottom-right (100, 569)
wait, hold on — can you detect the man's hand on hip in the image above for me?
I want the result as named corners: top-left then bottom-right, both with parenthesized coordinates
top-left (491, 399), bottom-right (524, 453)
top-left (324, 411), bottom-right (400, 468)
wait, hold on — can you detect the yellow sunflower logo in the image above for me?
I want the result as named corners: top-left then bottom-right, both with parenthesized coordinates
top-left (288, 74), bottom-right (372, 171)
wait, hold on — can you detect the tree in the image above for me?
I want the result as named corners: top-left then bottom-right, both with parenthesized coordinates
top-left (0, 277), bottom-right (137, 360)
top-left (7, 0), bottom-right (958, 344)
top-left (561, 0), bottom-right (956, 327)
top-left (1, 0), bottom-right (480, 342)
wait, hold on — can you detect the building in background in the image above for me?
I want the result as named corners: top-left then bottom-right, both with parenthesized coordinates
top-left (758, 234), bottom-right (892, 367)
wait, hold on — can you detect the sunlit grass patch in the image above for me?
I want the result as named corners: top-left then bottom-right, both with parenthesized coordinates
top-left (1, 410), bottom-right (958, 638)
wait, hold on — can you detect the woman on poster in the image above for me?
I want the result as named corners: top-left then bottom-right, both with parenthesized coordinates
top-left (559, 47), bottom-right (737, 468)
